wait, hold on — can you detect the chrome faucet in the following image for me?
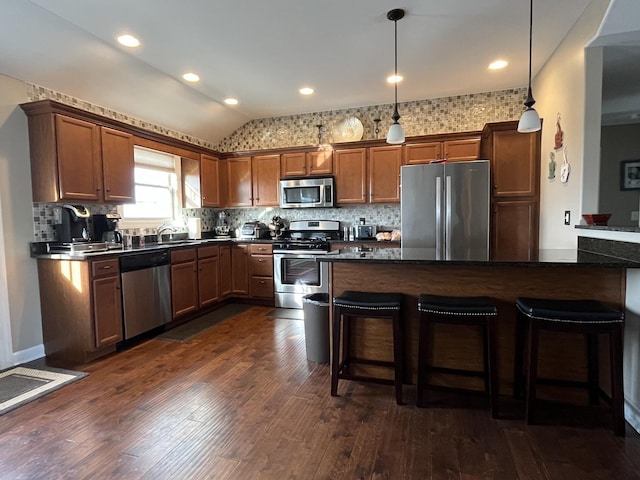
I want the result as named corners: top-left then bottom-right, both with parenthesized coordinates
top-left (157, 223), bottom-right (177, 242)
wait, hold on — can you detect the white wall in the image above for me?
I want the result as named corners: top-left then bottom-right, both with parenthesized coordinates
top-left (599, 124), bottom-right (640, 226)
top-left (0, 74), bottom-right (44, 364)
top-left (534, 0), bottom-right (612, 249)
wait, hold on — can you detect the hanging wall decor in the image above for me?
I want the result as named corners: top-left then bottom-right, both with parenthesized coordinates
top-left (553, 113), bottom-right (570, 183)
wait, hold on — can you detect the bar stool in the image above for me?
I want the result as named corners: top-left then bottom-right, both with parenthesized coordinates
top-left (417, 294), bottom-right (499, 417)
top-left (513, 297), bottom-right (625, 436)
top-left (331, 290), bottom-right (404, 405)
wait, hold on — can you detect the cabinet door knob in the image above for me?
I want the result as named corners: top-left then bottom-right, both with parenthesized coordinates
top-left (494, 185), bottom-right (498, 189)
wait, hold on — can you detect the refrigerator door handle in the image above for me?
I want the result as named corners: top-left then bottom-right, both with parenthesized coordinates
top-left (445, 175), bottom-right (452, 260)
top-left (435, 176), bottom-right (442, 257)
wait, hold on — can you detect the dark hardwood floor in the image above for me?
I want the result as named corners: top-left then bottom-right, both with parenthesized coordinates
top-left (1, 306), bottom-right (639, 479)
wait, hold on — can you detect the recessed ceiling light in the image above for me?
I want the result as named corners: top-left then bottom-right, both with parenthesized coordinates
top-left (488, 59), bottom-right (508, 70)
top-left (117, 34), bottom-right (140, 48)
top-left (299, 87), bottom-right (314, 95)
top-left (387, 74), bottom-right (403, 84)
top-left (182, 72), bottom-right (200, 82)
top-left (224, 98), bottom-right (239, 105)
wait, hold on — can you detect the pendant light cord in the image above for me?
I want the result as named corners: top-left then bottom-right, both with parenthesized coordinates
top-left (394, 16), bottom-right (398, 110)
top-left (525, 0), bottom-right (535, 107)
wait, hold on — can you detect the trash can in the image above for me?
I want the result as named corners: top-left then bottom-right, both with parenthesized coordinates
top-left (302, 293), bottom-right (330, 364)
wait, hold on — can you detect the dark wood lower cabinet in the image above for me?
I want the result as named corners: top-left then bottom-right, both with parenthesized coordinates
top-left (92, 275), bottom-right (123, 348)
top-left (232, 244), bottom-right (249, 295)
top-left (170, 248), bottom-right (199, 318)
top-left (37, 256), bottom-right (123, 367)
top-left (198, 246), bottom-right (220, 308)
top-left (219, 245), bottom-right (232, 297)
top-left (492, 199), bottom-right (539, 261)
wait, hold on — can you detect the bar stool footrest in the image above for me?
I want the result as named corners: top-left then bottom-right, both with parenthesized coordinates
top-left (425, 365), bottom-right (488, 379)
top-left (338, 373), bottom-right (395, 386)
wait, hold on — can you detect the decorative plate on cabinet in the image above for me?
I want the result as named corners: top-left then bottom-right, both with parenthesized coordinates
top-left (333, 117), bottom-right (364, 142)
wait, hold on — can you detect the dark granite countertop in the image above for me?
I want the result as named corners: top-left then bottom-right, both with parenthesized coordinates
top-left (31, 237), bottom-right (274, 260)
top-left (317, 247), bottom-right (640, 267)
top-left (575, 225), bottom-right (640, 233)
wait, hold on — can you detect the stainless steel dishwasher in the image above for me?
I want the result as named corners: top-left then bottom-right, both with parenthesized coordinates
top-left (120, 249), bottom-right (171, 339)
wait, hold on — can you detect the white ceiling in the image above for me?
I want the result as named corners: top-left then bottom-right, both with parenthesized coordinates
top-left (0, 0), bottom-right (595, 144)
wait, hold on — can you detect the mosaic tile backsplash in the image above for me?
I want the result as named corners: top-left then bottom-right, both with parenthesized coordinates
top-left (216, 88), bottom-right (526, 152)
top-left (29, 85), bottom-right (524, 240)
top-left (34, 203), bottom-right (399, 241)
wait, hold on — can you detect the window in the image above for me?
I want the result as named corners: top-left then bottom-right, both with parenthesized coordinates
top-left (119, 146), bottom-right (182, 229)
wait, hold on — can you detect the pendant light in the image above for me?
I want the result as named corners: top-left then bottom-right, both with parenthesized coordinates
top-left (386, 8), bottom-right (405, 144)
top-left (517, 0), bottom-right (542, 133)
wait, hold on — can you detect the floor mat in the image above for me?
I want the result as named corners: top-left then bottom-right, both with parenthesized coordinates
top-left (0, 365), bottom-right (87, 415)
top-left (157, 303), bottom-right (253, 342)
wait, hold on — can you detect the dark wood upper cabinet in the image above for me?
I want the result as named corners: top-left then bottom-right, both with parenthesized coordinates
top-left (21, 104), bottom-right (135, 203)
top-left (252, 154), bottom-right (280, 206)
top-left (281, 149), bottom-right (333, 177)
top-left (404, 137), bottom-right (480, 165)
top-left (334, 148), bottom-right (367, 204)
top-left (226, 157), bottom-right (253, 207)
top-left (281, 152), bottom-right (306, 177)
top-left (201, 153), bottom-right (221, 207)
top-left (490, 129), bottom-right (539, 197)
top-left (100, 127), bottom-right (135, 203)
top-left (369, 145), bottom-right (402, 203)
top-left (54, 114), bottom-right (102, 202)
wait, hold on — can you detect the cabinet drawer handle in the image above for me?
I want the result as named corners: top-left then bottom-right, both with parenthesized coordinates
top-left (101, 265), bottom-right (112, 269)
top-left (259, 280), bottom-right (265, 284)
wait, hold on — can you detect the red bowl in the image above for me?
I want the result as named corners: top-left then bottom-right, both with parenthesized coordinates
top-left (582, 214), bottom-right (611, 225)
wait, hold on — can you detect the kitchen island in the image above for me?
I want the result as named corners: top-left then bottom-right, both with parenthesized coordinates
top-left (319, 246), bottom-right (639, 402)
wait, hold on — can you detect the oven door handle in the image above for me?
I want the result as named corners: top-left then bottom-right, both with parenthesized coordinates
top-left (273, 252), bottom-right (326, 258)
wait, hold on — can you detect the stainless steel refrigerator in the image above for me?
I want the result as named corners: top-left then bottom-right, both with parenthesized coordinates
top-left (400, 160), bottom-right (490, 260)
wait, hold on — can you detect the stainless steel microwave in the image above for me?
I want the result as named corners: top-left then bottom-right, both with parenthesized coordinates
top-left (279, 177), bottom-right (334, 208)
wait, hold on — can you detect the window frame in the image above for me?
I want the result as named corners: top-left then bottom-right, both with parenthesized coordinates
top-left (118, 146), bottom-right (183, 231)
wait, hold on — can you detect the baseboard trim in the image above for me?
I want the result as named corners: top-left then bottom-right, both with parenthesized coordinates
top-left (13, 344), bottom-right (45, 366)
top-left (625, 399), bottom-right (640, 434)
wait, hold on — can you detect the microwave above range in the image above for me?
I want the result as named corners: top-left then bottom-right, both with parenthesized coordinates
top-left (279, 176), bottom-right (334, 209)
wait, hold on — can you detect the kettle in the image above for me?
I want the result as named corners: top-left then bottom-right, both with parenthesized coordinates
top-left (269, 216), bottom-right (286, 239)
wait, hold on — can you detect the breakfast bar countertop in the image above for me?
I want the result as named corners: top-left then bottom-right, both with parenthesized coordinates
top-left (318, 247), bottom-right (640, 268)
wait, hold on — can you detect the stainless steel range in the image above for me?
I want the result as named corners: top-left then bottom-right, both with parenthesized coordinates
top-left (273, 220), bottom-right (340, 309)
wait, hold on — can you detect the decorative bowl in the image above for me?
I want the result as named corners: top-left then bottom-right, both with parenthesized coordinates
top-left (582, 213), bottom-right (611, 226)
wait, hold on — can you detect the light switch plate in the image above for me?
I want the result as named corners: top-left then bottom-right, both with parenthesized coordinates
top-left (632, 211), bottom-right (639, 221)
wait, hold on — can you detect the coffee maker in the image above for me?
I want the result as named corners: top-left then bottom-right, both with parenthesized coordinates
top-left (92, 213), bottom-right (122, 244)
top-left (54, 205), bottom-right (91, 243)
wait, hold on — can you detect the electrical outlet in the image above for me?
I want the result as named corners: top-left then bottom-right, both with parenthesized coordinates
top-left (564, 210), bottom-right (571, 225)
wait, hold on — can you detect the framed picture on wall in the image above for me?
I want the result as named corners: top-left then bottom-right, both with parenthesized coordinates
top-left (620, 160), bottom-right (640, 190)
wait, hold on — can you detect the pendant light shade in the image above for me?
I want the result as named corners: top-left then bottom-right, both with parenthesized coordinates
top-left (386, 8), bottom-right (405, 144)
top-left (387, 122), bottom-right (405, 144)
top-left (517, 0), bottom-right (541, 133)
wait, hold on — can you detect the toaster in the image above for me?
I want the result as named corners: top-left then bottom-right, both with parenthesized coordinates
top-left (354, 224), bottom-right (377, 239)
top-left (240, 221), bottom-right (269, 239)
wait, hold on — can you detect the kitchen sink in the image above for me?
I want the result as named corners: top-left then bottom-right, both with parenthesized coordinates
top-left (159, 232), bottom-right (189, 243)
